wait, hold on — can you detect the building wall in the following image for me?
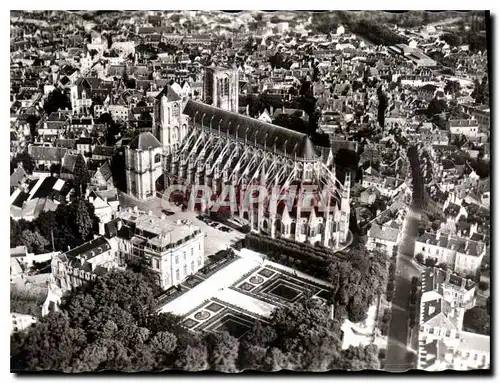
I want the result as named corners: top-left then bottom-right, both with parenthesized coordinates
top-left (11, 313), bottom-right (37, 334)
top-left (125, 146), bottom-right (163, 199)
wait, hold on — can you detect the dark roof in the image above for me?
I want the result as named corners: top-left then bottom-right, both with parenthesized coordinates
top-left (54, 139), bottom-right (77, 149)
top-left (128, 132), bottom-right (162, 151)
top-left (29, 146), bottom-right (67, 162)
top-left (96, 161), bottom-right (112, 181)
top-left (92, 146), bottom-right (115, 157)
top-left (61, 153), bottom-right (79, 174)
top-left (155, 85), bottom-right (182, 101)
top-left (183, 100), bottom-right (317, 160)
top-left (65, 236), bottom-right (111, 267)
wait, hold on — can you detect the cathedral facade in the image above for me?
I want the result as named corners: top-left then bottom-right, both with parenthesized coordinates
top-left (125, 67), bottom-right (350, 248)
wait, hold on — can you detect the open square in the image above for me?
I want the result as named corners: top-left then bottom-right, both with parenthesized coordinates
top-left (266, 282), bottom-right (302, 301)
top-left (213, 315), bottom-right (252, 339)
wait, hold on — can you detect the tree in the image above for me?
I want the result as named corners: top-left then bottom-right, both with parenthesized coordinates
top-left (12, 312), bottom-right (86, 371)
top-left (11, 151), bottom-right (35, 174)
top-left (442, 32), bottom-right (462, 47)
top-left (426, 98), bottom-right (447, 119)
top-left (73, 154), bottom-right (90, 196)
top-left (425, 257), bottom-right (437, 267)
top-left (71, 199), bottom-right (94, 241)
top-left (463, 307), bottom-right (490, 335)
top-left (377, 89), bottom-right (388, 129)
top-left (340, 344), bottom-right (380, 371)
top-left (478, 281), bottom-right (489, 291)
top-left (27, 114), bottom-right (40, 139)
top-left (471, 76), bottom-right (489, 105)
top-left (18, 229), bottom-right (49, 254)
top-left (43, 88), bottom-right (71, 115)
top-left (205, 331), bottom-right (239, 372)
top-left (444, 80), bottom-right (461, 95)
top-left (174, 333), bottom-right (209, 371)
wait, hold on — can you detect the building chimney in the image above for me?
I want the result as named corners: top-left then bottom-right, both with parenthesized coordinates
top-left (148, 210), bottom-right (153, 216)
top-left (246, 104), bottom-right (249, 116)
top-left (270, 106), bottom-right (274, 116)
top-left (117, 220), bottom-right (123, 231)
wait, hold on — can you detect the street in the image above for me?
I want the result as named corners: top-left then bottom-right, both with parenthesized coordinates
top-left (384, 146), bottom-right (424, 372)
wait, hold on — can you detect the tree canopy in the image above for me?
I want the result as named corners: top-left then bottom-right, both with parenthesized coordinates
top-left (43, 88), bottom-right (71, 115)
top-left (10, 199), bottom-right (98, 252)
top-left (12, 267), bottom-right (381, 372)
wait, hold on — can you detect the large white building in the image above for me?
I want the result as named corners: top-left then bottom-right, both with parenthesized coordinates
top-left (112, 208), bottom-right (205, 289)
top-left (414, 231), bottom-right (486, 276)
top-left (417, 267), bottom-right (489, 371)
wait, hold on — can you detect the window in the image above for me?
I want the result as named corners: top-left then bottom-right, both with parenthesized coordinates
top-left (224, 78), bottom-right (229, 96)
top-left (183, 265), bottom-right (187, 276)
top-left (197, 257), bottom-right (202, 266)
top-left (172, 103), bottom-right (180, 118)
top-left (183, 252), bottom-right (186, 261)
top-left (175, 255), bottom-right (179, 264)
top-left (175, 269), bottom-right (180, 281)
top-left (155, 153), bottom-right (161, 163)
top-left (191, 261), bottom-right (195, 272)
top-left (191, 248), bottom-right (194, 257)
top-left (446, 330), bottom-right (451, 337)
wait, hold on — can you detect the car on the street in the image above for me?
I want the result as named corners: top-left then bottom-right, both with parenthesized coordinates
top-left (219, 226), bottom-right (232, 232)
top-left (161, 209), bottom-right (174, 216)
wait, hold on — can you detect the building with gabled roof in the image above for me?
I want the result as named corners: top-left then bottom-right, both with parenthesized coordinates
top-left (414, 231), bottom-right (486, 276)
top-left (417, 267), bottom-right (489, 371)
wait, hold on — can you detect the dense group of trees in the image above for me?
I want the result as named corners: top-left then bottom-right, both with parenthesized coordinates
top-left (11, 288), bottom-right (46, 317)
top-left (245, 234), bottom-right (388, 324)
top-left (11, 151), bottom-right (35, 174)
top-left (10, 198), bottom-right (98, 253)
top-left (11, 266), bottom-right (380, 372)
top-left (377, 87), bottom-right (388, 129)
top-left (463, 306), bottom-right (490, 335)
top-left (471, 76), bottom-right (489, 105)
top-left (43, 88), bottom-right (71, 115)
top-left (348, 19), bottom-right (408, 46)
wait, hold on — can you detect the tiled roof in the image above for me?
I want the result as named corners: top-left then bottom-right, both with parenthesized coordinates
top-left (92, 146), bottom-right (115, 157)
top-left (183, 99), bottom-right (317, 160)
top-left (368, 222), bottom-right (399, 243)
top-left (61, 153), bottom-right (79, 174)
top-left (128, 132), bottom-right (162, 151)
top-left (29, 146), bottom-right (67, 162)
top-left (64, 236), bottom-right (111, 266)
top-left (416, 232), bottom-right (484, 257)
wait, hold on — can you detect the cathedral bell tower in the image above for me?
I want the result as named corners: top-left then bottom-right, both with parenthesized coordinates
top-left (153, 85), bottom-right (188, 155)
top-left (203, 66), bottom-right (239, 113)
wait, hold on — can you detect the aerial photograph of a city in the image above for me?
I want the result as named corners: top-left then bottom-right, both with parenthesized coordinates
top-left (9, 9), bottom-right (491, 373)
